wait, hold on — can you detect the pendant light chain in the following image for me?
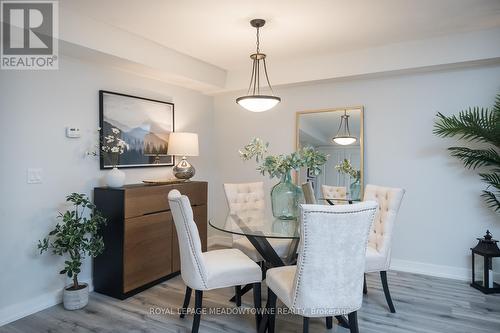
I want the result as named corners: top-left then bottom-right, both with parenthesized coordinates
top-left (256, 26), bottom-right (260, 53)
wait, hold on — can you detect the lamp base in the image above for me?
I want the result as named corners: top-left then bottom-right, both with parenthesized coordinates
top-left (173, 157), bottom-right (195, 180)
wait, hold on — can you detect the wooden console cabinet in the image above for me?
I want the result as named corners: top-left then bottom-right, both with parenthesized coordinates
top-left (93, 181), bottom-right (207, 299)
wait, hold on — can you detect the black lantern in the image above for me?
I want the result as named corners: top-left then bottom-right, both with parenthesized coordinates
top-left (470, 230), bottom-right (500, 294)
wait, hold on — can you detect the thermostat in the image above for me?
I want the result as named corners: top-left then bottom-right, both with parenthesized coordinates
top-left (66, 127), bottom-right (81, 138)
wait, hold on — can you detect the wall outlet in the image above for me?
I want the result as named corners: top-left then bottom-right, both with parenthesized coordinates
top-left (27, 168), bottom-right (43, 184)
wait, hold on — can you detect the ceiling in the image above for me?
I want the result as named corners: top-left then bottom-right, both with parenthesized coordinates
top-left (60, 0), bottom-right (500, 72)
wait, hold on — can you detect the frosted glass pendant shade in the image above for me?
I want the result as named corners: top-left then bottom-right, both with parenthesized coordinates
top-left (333, 136), bottom-right (357, 145)
top-left (236, 95), bottom-right (281, 112)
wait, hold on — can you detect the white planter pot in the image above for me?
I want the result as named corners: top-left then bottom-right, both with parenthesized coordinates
top-left (63, 283), bottom-right (89, 310)
top-left (106, 167), bottom-right (125, 188)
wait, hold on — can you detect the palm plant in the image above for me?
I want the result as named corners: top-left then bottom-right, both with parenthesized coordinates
top-left (433, 94), bottom-right (500, 212)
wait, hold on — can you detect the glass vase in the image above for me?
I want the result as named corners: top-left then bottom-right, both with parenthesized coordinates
top-left (271, 171), bottom-right (302, 220)
top-left (350, 179), bottom-right (361, 200)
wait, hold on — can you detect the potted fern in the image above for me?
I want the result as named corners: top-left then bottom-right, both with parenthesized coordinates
top-left (38, 193), bottom-right (106, 310)
top-left (433, 93), bottom-right (500, 212)
top-left (240, 138), bottom-right (328, 219)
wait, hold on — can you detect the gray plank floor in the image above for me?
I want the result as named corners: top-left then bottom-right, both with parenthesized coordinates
top-left (1, 271), bottom-right (499, 333)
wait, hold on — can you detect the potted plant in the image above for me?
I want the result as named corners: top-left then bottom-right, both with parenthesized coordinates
top-left (335, 158), bottom-right (362, 200)
top-left (433, 93), bottom-right (499, 212)
top-left (38, 193), bottom-right (106, 310)
top-left (240, 138), bottom-right (328, 219)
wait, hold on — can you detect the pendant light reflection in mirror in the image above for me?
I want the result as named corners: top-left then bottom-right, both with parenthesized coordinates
top-left (332, 110), bottom-right (357, 145)
top-left (236, 19), bottom-right (281, 112)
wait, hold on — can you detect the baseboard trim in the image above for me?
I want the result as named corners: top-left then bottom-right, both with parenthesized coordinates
top-left (0, 280), bottom-right (93, 327)
top-left (390, 258), bottom-right (470, 281)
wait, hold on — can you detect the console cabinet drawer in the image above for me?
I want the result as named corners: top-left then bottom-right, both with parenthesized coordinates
top-left (124, 182), bottom-right (208, 218)
top-left (124, 212), bottom-right (173, 292)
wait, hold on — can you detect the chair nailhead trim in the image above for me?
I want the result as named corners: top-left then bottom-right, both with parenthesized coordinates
top-left (173, 198), bottom-right (208, 289)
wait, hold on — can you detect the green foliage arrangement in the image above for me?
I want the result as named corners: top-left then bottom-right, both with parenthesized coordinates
top-left (239, 138), bottom-right (328, 179)
top-left (38, 193), bottom-right (107, 290)
top-left (335, 158), bottom-right (361, 181)
top-left (433, 94), bottom-right (500, 212)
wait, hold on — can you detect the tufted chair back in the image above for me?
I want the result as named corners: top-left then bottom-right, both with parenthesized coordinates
top-left (363, 184), bottom-right (405, 269)
top-left (321, 185), bottom-right (347, 203)
top-left (301, 182), bottom-right (317, 204)
top-left (224, 182), bottom-right (266, 240)
top-left (292, 202), bottom-right (377, 316)
top-left (168, 190), bottom-right (208, 290)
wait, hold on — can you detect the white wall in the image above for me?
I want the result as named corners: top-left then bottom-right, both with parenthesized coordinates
top-left (0, 55), bottom-right (214, 325)
top-left (1, 53), bottom-right (499, 327)
top-left (213, 64), bottom-right (500, 278)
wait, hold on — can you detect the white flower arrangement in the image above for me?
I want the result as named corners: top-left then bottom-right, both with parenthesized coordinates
top-left (86, 127), bottom-right (129, 167)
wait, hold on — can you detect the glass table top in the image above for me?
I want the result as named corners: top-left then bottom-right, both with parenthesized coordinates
top-left (209, 210), bottom-right (300, 239)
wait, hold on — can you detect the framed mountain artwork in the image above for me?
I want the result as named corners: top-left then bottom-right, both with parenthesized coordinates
top-left (99, 90), bottom-right (175, 169)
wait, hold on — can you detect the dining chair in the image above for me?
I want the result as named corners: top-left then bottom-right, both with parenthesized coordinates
top-left (263, 201), bottom-right (378, 333)
top-left (321, 185), bottom-right (347, 204)
top-left (362, 184), bottom-right (405, 313)
top-left (168, 190), bottom-right (263, 333)
top-left (301, 182), bottom-right (317, 204)
top-left (224, 182), bottom-right (292, 305)
top-left (223, 182), bottom-right (292, 263)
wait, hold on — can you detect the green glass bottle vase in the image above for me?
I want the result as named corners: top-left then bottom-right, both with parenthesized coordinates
top-left (271, 171), bottom-right (302, 220)
top-left (350, 179), bottom-right (361, 200)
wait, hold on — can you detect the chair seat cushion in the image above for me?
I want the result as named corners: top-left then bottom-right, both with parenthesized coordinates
top-left (233, 237), bottom-right (292, 262)
top-left (266, 266), bottom-right (296, 309)
top-left (201, 249), bottom-right (262, 290)
top-left (365, 246), bottom-right (387, 272)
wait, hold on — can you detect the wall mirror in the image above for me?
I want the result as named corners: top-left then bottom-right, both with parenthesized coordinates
top-left (296, 107), bottom-right (364, 200)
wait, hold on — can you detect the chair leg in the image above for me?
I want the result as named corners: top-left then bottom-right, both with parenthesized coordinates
top-left (303, 317), bottom-right (309, 333)
top-left (268, 288), bottom-right (277, 333)
top-left (348, 311), bottom-right (359, 333)
top-left (335, 315), bottom-right (350, 328)
top-left (180, 286), bottom-right (192, 318)
top-left (363, 274), bottom-right (368, 294)
top-left (326, 316), bottom-right (333, 329)
top-left (235, 285), bottom-right (242, 307)
top-left (253, 282), bottom-right (262, 328)
top-left (380, 271), bottom-right (396, 313)
top-left (191, 290), bottom-right (203, 333)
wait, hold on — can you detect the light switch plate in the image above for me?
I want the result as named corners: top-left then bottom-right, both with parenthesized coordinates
top-left (27, 168), bottom-right (43, 184)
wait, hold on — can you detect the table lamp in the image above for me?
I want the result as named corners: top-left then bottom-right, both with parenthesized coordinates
top-left (167, 132), bottom-right (199, 180)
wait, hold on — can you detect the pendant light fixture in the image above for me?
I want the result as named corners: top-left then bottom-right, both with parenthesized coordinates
top-left (236, 19), bottom-right (281, 112)
top-left (332, 110), bottom-right (357, 145)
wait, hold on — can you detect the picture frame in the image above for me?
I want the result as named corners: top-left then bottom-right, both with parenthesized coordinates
top-left (99, 90), bottom-right (175, 169)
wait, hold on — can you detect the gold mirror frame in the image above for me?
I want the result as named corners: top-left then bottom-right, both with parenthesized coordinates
top-left (295, 106), bottom-right (364, 197)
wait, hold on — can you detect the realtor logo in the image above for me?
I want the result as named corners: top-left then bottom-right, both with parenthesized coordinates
top-left (1, 0), bottom-right (58, 69)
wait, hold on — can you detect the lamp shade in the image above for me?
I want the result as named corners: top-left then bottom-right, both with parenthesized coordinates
top-left (167, 132), bottom-right (199, 156)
